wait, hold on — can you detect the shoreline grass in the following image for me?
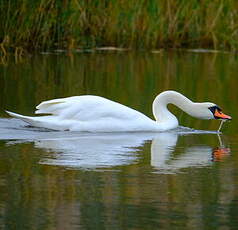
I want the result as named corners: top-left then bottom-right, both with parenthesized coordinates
top-left (1, 0), bottom-right (238, 53)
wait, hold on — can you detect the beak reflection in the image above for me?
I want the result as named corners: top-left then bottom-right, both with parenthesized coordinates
top-left (212, 147), bottom-right (231, 162)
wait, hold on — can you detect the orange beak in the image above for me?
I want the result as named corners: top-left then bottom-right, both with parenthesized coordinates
top-left (214, 110), bottom-right (232, 120)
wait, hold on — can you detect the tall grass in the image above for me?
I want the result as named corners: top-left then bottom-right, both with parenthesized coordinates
top-left (1, 0), bottom-right (238, 52)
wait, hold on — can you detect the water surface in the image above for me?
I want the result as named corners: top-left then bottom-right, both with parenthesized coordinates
top-left (0, 51), bottom-right (238, 230)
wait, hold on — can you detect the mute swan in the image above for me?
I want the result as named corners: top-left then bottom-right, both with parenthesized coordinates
top-left (6, 90), bottom-right (231, 132)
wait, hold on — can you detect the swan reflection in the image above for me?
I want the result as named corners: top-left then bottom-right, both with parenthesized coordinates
top-left (36, 134), bottom-right (147, 168)
top-left (35, 131), bottom-right (230, 171)
top-left (0, 119), bottom-right (230, 171)
top-left (151, 135), bottom-right (230, 172)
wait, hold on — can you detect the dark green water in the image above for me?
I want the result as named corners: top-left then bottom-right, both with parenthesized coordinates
top-left (0, 51), bottom-right (238, 230)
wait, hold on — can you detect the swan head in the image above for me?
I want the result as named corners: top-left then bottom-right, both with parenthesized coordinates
top-left (208, 104), bottom-right (232, 120)
top-left (193, 103), bottom-right (232, 120)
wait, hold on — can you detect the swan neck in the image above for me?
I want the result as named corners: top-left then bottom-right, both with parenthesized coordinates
top-left (153, 91), bottom-right (194, 122)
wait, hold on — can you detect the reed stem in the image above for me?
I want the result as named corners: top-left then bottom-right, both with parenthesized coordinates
top-left (1, 0), bottom-right (238, 52)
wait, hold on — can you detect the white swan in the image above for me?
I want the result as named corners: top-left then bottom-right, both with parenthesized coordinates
top-left (6, 90), bottom-right (231, 132)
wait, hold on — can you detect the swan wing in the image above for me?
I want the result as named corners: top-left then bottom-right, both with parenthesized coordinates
top-left (7, 95), bottom-right (160, 131)
top-left (35, 96), bottom-right (78, 115)
top-left (35, 95), bottom-right (148, 122)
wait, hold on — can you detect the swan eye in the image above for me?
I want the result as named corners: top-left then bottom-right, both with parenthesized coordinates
top-left (209, 105), bottom-right (222, 114)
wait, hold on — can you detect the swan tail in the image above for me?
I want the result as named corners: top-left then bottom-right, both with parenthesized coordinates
top-left (5, 110), bottom-right (40, 126)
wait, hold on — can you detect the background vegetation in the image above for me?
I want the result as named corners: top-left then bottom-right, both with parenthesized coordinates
top-left (1, 0), bottom-right (238, 52)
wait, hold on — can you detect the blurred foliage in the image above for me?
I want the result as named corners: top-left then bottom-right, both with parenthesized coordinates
top-left (1, 0), bottom-right (238, 52)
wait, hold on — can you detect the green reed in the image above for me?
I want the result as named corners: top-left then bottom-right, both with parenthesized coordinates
top-left (1, 0), bottom-right (238, 52)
